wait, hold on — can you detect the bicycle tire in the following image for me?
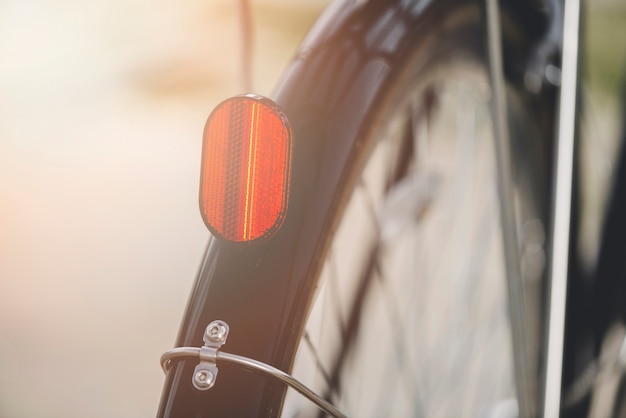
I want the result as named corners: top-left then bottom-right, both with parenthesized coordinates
top-left (157, 0), bottom-right (558, 416)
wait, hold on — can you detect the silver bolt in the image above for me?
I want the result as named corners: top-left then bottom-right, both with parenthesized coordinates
top-left (194, 369), bottom-right (215, 389)
top-left (206, 322), bottom-right (227, 343)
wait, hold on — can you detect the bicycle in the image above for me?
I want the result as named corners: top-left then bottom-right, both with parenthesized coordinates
top-left (155, 0), bottom-right (626, 416)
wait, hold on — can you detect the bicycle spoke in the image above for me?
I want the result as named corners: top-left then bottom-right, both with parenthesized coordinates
top-left (288, 70), bottom-right (524, 418)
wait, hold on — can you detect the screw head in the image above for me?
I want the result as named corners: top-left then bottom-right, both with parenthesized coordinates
top-left (193, 369), bottom-right (215, 389)
top-left (206, 322), bottom-right (227, 343)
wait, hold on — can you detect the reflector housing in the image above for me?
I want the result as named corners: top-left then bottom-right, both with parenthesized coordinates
top-left (200, 95), bottom-right (292, 242)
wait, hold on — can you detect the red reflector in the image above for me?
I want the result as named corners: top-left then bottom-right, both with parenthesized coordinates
top-left (200, 95), bottom-right (292, 242)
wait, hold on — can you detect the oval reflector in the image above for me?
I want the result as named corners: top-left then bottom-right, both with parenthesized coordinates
top-left (200, 95), bottom-right (292, 242)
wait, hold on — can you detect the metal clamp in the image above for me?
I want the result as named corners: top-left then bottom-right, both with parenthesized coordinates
top-left (160, 320), bottom-right (347, 418)
top-left (193, 320), bottom-right (229, 390)
top-left (159, 320), bottom-right (230, 390)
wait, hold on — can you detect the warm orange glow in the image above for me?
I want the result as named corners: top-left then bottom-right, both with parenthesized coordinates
top-left (200, 95), bottom-right (292, 242)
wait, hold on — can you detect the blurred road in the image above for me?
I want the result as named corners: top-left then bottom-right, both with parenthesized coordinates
top-left (0, 1), bottom-right (325, 417)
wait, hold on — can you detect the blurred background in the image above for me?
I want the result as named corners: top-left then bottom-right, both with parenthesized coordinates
top-left (0, 0), bottom-right (623, 417)
top-left (0, 1), bottom-right (327, 416)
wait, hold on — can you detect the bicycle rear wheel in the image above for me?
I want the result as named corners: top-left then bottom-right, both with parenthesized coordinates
top-left (284, 74), bottom-right (518, 417)
top-left (278, 3), bottom-right (554, 418)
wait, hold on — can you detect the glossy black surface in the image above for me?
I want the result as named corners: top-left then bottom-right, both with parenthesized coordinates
top-left (157, 0), bottom-right (558, 416)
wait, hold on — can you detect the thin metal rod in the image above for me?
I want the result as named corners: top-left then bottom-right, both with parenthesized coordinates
top-left (485, 0), bottom-right (534, 416)
top-left (219, 352), bottom-right (347, 418)
top-left (238, 0), bottom-right (253, 92)
top-left (161, 347), bottom-right (201, 373)
top-left (542, 0), bottom-right (582, 416)
top-left (160, 348), bottom-right (347, 418)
